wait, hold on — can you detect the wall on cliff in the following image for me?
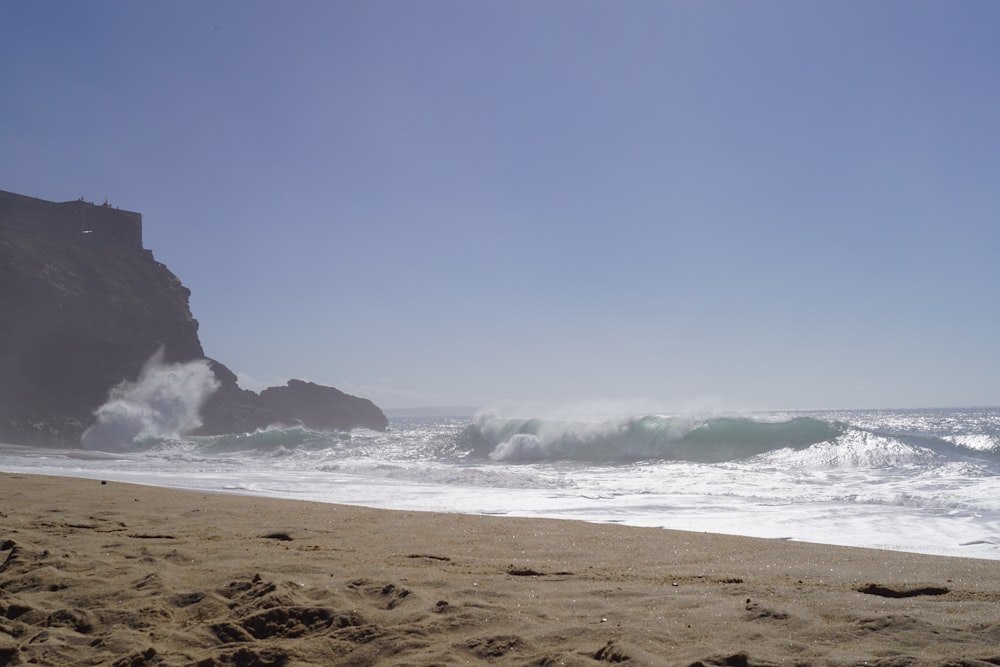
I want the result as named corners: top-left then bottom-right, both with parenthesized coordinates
top-left (0, 209), bottom-right (387, 446)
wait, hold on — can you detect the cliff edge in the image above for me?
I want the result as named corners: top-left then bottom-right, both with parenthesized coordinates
top-left (0, 189), bottom-right (387, 446)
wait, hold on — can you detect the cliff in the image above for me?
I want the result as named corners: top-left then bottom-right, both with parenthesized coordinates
top-left (0, 190), bottom-right (387, 446)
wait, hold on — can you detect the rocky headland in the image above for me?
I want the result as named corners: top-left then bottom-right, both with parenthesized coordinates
top-left (0, 189), bottom-right (387, 446)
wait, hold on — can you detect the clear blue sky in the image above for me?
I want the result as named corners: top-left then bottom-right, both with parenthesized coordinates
top-left (2, 1), bottom-right (998, 411)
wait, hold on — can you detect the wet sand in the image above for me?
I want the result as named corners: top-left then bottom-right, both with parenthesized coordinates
top-left (1, 472), bottom-right (999, 666)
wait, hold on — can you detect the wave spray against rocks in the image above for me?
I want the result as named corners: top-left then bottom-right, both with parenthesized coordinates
top-left (81, 348), bottom-right (219, 451)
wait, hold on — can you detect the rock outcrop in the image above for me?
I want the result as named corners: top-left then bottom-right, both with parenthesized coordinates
top-left (259, 380), bottom-right (388, 432)
top-left (0, 189), bottom-right (387, 446)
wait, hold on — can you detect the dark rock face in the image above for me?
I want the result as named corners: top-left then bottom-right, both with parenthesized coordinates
top-left (198, 365), bottom-right (389, 435)
top-left (259, 380), bottom-right (389, 432)
top-left (0, 226), bottom-right (205, 444)
top-left (0, 192), bottom-right (387, 446)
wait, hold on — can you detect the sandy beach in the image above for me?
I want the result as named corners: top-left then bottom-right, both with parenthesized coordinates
top-left (1, 473), bottom-right (999, 666)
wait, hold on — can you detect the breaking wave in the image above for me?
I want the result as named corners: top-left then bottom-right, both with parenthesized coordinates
top-left (459, 414), bottom-right (844, 462)
top-left (7, 407), bottom-right (1000, 560)
top-left (78, 394), bottom-right (1000, 471)
top-left (81, 348), bottom-right (219, 451)
top-left (458, 413), bottom-right (1000, 464)
top-left (197, 424), bottom-right (350, 453)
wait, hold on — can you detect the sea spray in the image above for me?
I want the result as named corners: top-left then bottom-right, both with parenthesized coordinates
top-left (81, 348), bottom-right (219, 451)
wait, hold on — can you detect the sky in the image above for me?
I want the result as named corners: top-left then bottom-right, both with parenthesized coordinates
top-left (2, 1), bottom-right (998, 412)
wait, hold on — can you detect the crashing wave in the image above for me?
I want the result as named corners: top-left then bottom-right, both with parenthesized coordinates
top-left (459, 414), bottom-right (845, 462)
top-left (81, 348), bottom-right (219, 451)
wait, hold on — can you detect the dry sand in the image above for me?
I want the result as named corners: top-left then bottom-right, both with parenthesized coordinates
top-left (1, 473), bottom-right (999, 666)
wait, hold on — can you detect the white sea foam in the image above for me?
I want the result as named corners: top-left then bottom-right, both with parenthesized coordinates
top-left (80, 348), bottom-right (219, 451)
top-left (943, 434), bottom-right (1000, 451)
top-left (3, 408), bottom-right (1000, 559)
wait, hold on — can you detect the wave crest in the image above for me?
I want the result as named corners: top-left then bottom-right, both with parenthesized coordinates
top-left (460, 414), bottom-right (845, 462)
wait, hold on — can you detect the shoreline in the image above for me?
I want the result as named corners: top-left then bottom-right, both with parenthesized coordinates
top-left (2, 472), bottom-right (1000, 665)
top-left (4, 462), bottom-right (998, 562)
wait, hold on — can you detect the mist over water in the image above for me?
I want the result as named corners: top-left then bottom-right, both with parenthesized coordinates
top-left (81, 348), bottom-right (219, 451)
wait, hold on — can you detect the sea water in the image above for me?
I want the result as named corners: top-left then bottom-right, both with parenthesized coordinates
top-left (2, 407), bottom-right (999, 560)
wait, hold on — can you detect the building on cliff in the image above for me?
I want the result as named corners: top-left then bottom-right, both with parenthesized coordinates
top-left (1, 187), bottom-right (388, 445)
top-left (0, 189), bottom-right (144, 253)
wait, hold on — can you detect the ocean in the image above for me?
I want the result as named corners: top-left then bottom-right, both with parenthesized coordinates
top-left (3, 407), bottom-right (999, 560)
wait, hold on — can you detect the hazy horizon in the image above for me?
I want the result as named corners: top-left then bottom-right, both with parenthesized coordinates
top-left (3, 1), bottom-right (997, 411)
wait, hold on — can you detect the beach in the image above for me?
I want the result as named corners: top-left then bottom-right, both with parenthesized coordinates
top-left (2, 473), bottom-right (999, 666)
